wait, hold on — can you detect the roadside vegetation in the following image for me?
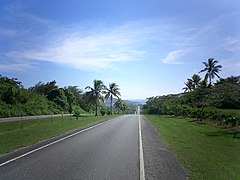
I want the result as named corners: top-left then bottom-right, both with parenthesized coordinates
top-left (146, 115), bottom-right (240, 180)
top-left (143, 58), bottom-right (240, 130)
top-left (0, 75), bottom-right (131, 118)
top-left (0, 114), bottom-right (118, 154)
top-left (143, 58), bottom-right (240, 179)
top-left (0, 76), bottom-right (133, 155)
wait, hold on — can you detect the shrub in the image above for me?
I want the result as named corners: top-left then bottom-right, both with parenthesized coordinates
top-left (106, 110), bottom-right (111, 115)
top-left (73, 106), bottom-right (81, 119)
top-left (100, 109), bottom-right (106, 116)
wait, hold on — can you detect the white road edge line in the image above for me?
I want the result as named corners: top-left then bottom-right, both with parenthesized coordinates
top-left (0, 119), bottom-right (111, 167)
top-left (139, 114), bottom-right (146, 180)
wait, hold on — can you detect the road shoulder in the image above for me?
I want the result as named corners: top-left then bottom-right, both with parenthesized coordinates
top-left (141, 115), bottom-right (189, 180)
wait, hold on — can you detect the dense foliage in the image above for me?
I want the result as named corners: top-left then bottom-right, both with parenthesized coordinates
top-left (0, 75), bottom-right (89, 117)
top-left (0, 75), bottom-right (61, 117)
top-left (143, 59), bottom-right (240, 127)
top-left (0, 75), bottom-right (130, 118)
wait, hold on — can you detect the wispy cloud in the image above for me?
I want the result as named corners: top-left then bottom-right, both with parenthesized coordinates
top-left (2, 10), bottom-right (240, 73)
top-left (221, 58), bottom-right (240, 76)
top-left (4, 18), bottom-right (186, 70)
top-left (0, 63), bottom-right (33, 72)
top-left (220, 36), bottom-right (240, 52)
top-left (162, 49), bottom-right (190, 64)
top-left (161, 11), bottom-right (240, 66)
top-left (6, 19), bottom-right (179, 71)
top-left (8, 23), bottom-right (148, 70)
top-left (17, 13), bottom-right (51, 24)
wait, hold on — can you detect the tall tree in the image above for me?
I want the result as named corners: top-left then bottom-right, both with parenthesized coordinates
top-left (85, 80), bottom-right (105, 116)
top-left (183, 79), bottom-right (194, 92)
top-left (64, 88), bottom-right (74, 114)
top-left (47, 88), bottom-right (68, 110)
top-left (114, 99), bottom-right (128, 114)
top-left (191, 74), bottom-right (201, 90)
top-left (29, 81), bottom-right (58, 96)
top-left (199, 58), bottom-right (222, 87)
top-left (105, 83), bottom-right (121, 114)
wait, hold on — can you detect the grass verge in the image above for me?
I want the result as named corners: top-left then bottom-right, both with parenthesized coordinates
top-left (0, 115), bottom-right (118, 155)
top-left (146, 115), bottom-right (240, 180)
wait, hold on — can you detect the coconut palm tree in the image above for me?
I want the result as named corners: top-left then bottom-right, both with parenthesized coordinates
top-left (105, 83), bottom-right (121, 114)
top-left (114, 99), bottom-right (128, 114)
top-left (85, 80), bottom-right (105, 116)
top-left (183, 79), bottom-right (194, 92)
top-left (183, 74), bottom-right (201, 93)
top-left (191, 74), bottom-right (201, 90)
top-left (199, 58), bottom-right (222, 87)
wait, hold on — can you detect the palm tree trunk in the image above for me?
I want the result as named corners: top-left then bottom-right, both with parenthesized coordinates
top-left (209, 76), bottom-right (212, 87)
top-left (110, 95), bottom-right (113, 114)
top-left (95, 100), bottom-right (98, 116)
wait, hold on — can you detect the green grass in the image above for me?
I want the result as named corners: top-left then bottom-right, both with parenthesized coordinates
top-left (0, 115), bottom-right (118, 154)
top-left (146, 115), bottom-right (240, 180)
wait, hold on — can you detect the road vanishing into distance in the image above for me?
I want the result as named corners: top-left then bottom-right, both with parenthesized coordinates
top-left (0, 115), bottom-right (187, 180)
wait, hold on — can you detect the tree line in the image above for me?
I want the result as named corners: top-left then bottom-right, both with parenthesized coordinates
top-left (0, 75), bottom-right (129, 118)
top-left (143, 58), bottom-right (240, 127)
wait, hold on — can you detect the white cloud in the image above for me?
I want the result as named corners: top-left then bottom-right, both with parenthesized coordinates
top-left (8, 26), bottom-right (146, 70)
top-left (162, 49), bottom-right (190, 64)
top-left (0, 63), bottom-right (33, 72)
top-left (7, 20), bottom-right (168, 71)
top-left (18, 13), bottom-right (51, 24)
top-left (220, 36), bottom-right (240, 52)
top-left (5, 19), bottom-right (184, 71)
top-left (3, 12), bottom-right (240, 74)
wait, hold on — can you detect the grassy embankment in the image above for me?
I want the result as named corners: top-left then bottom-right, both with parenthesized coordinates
top-left (146, 115), bottom-right (240, 180)
top-left (0, 114), bottom-right (118, 155)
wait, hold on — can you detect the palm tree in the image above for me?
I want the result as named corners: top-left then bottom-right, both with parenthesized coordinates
top-left (191, 74), bottom-right (201, 90)
top-left (183, 74), bottom-right (201, 93)
top-left (183, 79), bottom-right (194, 92)
top-left (198, 79), bottom-right (208, 89)
top-left (85, 80), bottom-right (105, 116)
top-left (114, 99), bottom-right (129, 114)
top-left (199, 58), bottom-right (222, 87)
top-left (105, 83), bottom-right (121, 114)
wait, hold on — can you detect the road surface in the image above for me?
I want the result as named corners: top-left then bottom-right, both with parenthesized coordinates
top-left (0, 115), bottom-right (188, 180)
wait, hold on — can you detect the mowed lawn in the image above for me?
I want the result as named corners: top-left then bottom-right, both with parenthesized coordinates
top-left (146, 115), bottom-right (240, 180)
top-left (0, 115), bottom-right (118, 154)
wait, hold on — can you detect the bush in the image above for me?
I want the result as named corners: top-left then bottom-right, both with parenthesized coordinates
top-left (73, 106), bottom-right (81, 119)
top-left (100, 109), bottom-right (106, 116)
top-left (106, 110), bottom-right (111, 115)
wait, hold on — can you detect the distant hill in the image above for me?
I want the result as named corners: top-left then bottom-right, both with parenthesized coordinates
top-left (128, 99), bottom-right (146, 105)
top-left (104, 98), bottom-right (146, 107)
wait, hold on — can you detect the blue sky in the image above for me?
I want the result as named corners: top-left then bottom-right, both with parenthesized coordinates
top-left (0, 0), bottom-right (239, 99)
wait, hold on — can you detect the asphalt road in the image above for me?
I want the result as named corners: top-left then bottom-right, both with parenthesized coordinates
top-left (0, 115), bottom-right (188, 180)
top-left (0, 114), bottom-right (71, 123)
top-left (0, 115), bottom-right (139, 180)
